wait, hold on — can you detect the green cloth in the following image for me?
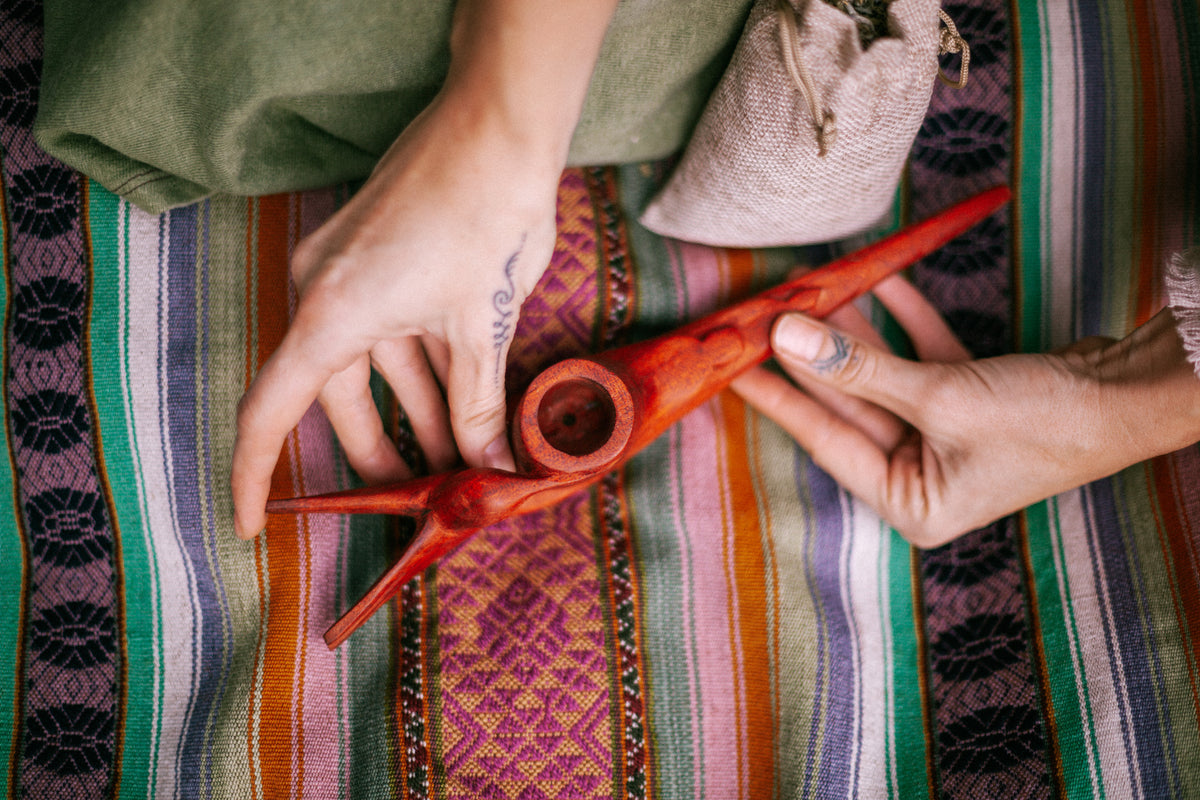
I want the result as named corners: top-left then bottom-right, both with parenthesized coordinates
top-left (33, 0), bottom-right (750, 213)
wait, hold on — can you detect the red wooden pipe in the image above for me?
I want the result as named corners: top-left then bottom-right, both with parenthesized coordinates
top-left (268, 186), bottom-right (1010, 648)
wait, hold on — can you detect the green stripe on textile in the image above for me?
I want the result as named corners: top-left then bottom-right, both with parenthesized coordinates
top-left (88, 184), bottom-right (160, 797)
top-left (345, 517), bottom-right (407, 796)
top-left (745, 413), bottom-right (786, 797)
top-left (0, 153), bottom-right (24, 790)
top-left (1097, 0), bottom-right (1138, 336)
top-left (199, 197), bottom-right (250, 542)
top-left (885, 529), bottom-right (927, 800)
top-left (1113, 468), bottom-right (1200, 796)
top-left (203, 196), bottom-right (276, 800)
top-left (1026, 498), bottom-right (1104, 800)
top-left (1013, 0), bottom-right (1046, 353)
top-left (347, 377), bottom-right (411, 796)
top-left (625, 432), bottom-right (699, 799)
top-left (749, 414), bottom-right (826, 799)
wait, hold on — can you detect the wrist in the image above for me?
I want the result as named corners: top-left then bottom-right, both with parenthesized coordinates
top-left (442, 0), bottom-right (618, 170)
top-left (1089, 309), bottom-right (1200, 459)
top-left (429, 78), bottom-right (572, 180)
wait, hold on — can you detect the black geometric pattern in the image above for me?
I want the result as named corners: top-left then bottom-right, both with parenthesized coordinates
top-left (10, 389), bottom-right (90, 455)
top-left (30, 601), bottom-right (118, 670)
top-left (912, 109), bottom-right (1010, 178)
top-left (3, 0), bottom-right (41, 28)
top-left (922, 216), bottom-right (1006, 277)
top-left (0, 59), bottom-right (39, 128)
top-left (25, 704), bottom-right (115, 776)
top-left (2, 2), bottom-right (122, 796)
top-left (941, 308), bottom-right (1009, 358)
top-left (12, 276), bottom-right (86, 351)
top-left (908, 1), bottom-right (1053, 797)
top-left (8, 164), bottom-right (80, 240)
top-left (941, 3), bottom-right (1007, 69)
top-left (938, 705), bottom-right (1047, 774)
top-left (922, 522), bottom-right (1016, 587)
top-left (26, 488), bottom-right (112, 568)
top-left (929, 613), bottom-right (1028, 682)
top-left (922, 520), bottom-right (1051, 799)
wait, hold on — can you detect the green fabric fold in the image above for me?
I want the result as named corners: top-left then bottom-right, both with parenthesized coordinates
top-left (34, 0), bottom-right (751, 213)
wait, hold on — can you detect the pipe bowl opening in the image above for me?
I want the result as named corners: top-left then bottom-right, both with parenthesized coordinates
top-left (537, 378), bottom-right (617, 457)
top-left (514, 358), bottom-right (633, 475)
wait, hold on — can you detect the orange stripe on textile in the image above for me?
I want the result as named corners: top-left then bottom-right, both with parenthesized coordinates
top-left (719, 248), bottom-right (759, 307)
top-left (248, 193), bottom-right (306, 800)
top-left (711, 245), bottom-right (770, 800)
top-left (719, 391), bottom-right (775, 800)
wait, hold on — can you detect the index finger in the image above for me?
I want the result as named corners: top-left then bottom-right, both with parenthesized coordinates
top-left (231, 337), bottom-right (341, 539)
top-left (731, 365), bottom-right (891, 505)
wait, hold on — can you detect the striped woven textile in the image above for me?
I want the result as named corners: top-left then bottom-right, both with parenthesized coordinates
top-left (2, 0), bottom-right (1199, 798)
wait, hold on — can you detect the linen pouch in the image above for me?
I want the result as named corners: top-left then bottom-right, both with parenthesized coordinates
top-left (640, 0), bottom-right (960, 248)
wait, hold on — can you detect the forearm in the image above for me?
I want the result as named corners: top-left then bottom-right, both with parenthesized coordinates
top-left (1091, 308), bottom-right (1200, 462)
top-left (443, 0), bottom-right (620, 168)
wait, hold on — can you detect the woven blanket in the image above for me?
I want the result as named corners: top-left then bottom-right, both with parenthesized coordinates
top-left (2, 1), bottom-right (1199, 798)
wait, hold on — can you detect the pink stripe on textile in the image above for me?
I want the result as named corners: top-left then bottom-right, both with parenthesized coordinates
top-left (676, 400), bottom-right (746, 800)
top-left (292, 190), bottom-right (351, 795)
top-left (665, 425), bottom-right (705, 800)
top-left (674, 241), bottom-right (729, 317)
top-left (292, 401), bottom-right (351, 795)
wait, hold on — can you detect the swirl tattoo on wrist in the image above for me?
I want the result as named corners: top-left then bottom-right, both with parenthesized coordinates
top-left (492, 235), bottom-right (525, 384)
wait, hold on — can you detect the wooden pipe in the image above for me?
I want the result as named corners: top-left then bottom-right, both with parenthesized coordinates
top-left (268, 186), bottom-right (1010, 648)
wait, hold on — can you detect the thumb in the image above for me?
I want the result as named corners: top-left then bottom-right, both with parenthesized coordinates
top-left (771, 314), bottom-right (930, 423)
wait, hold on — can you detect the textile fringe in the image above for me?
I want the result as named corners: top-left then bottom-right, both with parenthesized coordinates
top-left (1166, 248), bottom-right (1200, 377)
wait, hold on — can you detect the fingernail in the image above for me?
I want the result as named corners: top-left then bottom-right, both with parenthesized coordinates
top-left (774, 315), bottom-right (826, 361)
top-left (483, 434), bottom-right (515, 472)
top-left (234, 518), bottom-right (266, 541)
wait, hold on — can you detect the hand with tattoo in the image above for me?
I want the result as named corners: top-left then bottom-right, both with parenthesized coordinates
top-left (230, 0), bottom-right (620, 539)
top-left (731, 274), bottom-right (1200, 547)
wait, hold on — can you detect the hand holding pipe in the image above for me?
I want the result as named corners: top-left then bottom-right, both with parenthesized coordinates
top-left (268, 186), bottom-right (1010, 648)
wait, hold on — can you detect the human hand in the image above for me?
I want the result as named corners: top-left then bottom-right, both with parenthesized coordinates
top-left (230, 92), bottom-right (560, 540)
top-left (228, 0), bottom-right (623, 540)
top-left (731, 275), bottom-right (1200, 547)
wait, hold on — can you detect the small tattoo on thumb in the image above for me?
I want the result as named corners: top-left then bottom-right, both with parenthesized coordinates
top-left (774, 315), bottom-right (851, 375)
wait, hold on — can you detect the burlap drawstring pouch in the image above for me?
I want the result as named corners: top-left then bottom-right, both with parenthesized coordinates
top-left (640, 0), bottom-right (969, 248)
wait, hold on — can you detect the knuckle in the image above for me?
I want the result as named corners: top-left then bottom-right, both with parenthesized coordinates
top-left (235, 392), bottom-right (258, 431)
top-left (829, 339), bottom-right (874, 385)
top-left (290, 235), bottom-right (319, 275)
top-left (453, 389), bottom-right (506, 430)
top-left (919, 366), bottom-right (973, 428)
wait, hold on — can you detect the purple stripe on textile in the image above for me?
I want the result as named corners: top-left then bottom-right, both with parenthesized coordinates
top-left (1073, 0), bottom-right (1111, 337)
top-left (1, 2), bottom-right (124, 795)
top-left (1084, 478), bottom-right (1175, 794)
top-left (165, 204), bottom-right (232, 800)
top-left (800, 459), bottom-right (858, 800)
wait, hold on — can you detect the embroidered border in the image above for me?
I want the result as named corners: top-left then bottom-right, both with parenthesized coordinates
top-left (1, 3), bottom-right (124, 796)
